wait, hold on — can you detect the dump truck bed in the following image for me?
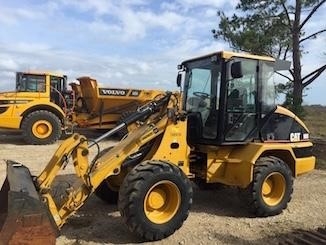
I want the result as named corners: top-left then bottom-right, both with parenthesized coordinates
top-left (73, 77), bottom-right (163, 114)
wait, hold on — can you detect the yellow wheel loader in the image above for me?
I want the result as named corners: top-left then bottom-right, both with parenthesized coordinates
top-left (0, 73), bottom-right (162, 144)
top-left (0, 51), bottom-right (315, 244)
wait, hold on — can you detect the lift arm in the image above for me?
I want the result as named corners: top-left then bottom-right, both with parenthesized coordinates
top-left (36, 92), bottom-right (173, 227)
top-left (0, 92), bottom-right (175, 244)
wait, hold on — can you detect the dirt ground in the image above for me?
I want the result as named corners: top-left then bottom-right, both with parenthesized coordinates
top-left (0, 130), bottom-right (325, 245)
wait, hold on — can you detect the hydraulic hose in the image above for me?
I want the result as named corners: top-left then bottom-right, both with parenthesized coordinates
top-left (88, 91), bottom-right (171, 148)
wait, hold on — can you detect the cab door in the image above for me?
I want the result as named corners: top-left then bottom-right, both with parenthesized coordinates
top-left (223, 58), bottom-right (258, 142)
top-left (50, 76), bottom-right (65, 106)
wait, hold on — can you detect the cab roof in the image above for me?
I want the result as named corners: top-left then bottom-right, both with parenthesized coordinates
top-left (17, 71), bottom-right (66, 77)
top-left (181, 51), bottom-right (275, 65)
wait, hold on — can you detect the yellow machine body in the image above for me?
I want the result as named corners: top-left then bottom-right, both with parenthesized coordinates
top-left (0, 51), bottom-right (315, 244)
top-left (0, 72), bottom-right (66, 129)
top-left (0, 72), bottom-right (163, 144)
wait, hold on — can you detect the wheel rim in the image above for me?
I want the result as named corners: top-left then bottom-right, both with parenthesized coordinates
top-left (144, 180), bottom-right (181, 224)
top-left (261, 172), bottom-right (286, 206)
top-left (32, 120), bottom-right (53, 139)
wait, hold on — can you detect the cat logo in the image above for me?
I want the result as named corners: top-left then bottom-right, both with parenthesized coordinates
top-left (290, 132), bottom-right (301, 142)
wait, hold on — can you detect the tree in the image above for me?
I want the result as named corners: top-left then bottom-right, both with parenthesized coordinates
top-left (212, 0), bottom-right (326, 115)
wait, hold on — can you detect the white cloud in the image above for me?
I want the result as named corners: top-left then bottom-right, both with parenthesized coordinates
top-left (0, 6), bottom-right (45, 25)
top-left (58, 0), bottom-right (114, 15)
top-left (204, 8), bottom-right (218, 18)
top-left (87, 19), bottom-right (122, 35)
top-left (0, 0), bottom-right (325, 105)
top-left (0, 57), bottom-right (19, 71)
top-left (176, 0), bottom-right (233, 8)
top-left (137, 11), bottom-right (185, 31)
top-left (53, 1), bottom-right (189, 41)
top-left (96, 9), bottom-right (187, 41)
top-left (160, 2), bottom-right (180, 11)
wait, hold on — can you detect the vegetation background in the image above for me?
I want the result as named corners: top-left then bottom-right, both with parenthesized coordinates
top-left (304, 105), bottom-right (326, 169)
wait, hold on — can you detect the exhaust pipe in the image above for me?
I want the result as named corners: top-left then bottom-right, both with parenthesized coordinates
top-left (0, 160), bottom-right (58, 245)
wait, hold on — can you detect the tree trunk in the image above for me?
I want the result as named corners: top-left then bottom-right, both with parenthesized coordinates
top-left (292, 0), bottom-right (303, 115)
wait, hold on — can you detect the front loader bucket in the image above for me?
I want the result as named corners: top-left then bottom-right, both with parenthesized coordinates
top-left (0, 161), bottom-right (58, 245)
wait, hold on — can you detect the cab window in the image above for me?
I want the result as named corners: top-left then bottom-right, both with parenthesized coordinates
top-left (16, 74), bottom-right (46, 92)
top-left (184, 58), bottom-right (221, 140)
top-left (50, 76), bottom-right (65, 105)
top-left (225, 58), bottom-right (258, 141)
top-left (50, 76), bottom-right (64, 91)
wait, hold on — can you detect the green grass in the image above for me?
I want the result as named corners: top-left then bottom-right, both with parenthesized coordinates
top-left (303, 105), bottom-right (326, 139)
top-left (303, 105), bottom-right (326, 169)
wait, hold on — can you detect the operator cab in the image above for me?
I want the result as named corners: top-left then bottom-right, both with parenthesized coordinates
top-left (16, 72), bottom-right (72, 109)
top-left (178, 51), bottom-right (291, 145)
top-left (16, 72), bottom-right (47, 93)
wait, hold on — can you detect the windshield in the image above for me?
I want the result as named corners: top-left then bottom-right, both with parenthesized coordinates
top-left (183, 57), bottom-right (221, 111)
top-left (182, 56), bottom-right (221, 139)
top-left (16, 73), bottom-right (46, 92)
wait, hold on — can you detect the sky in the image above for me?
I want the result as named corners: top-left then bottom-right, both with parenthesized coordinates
top-left (0, 0), bottom-right (325, 105)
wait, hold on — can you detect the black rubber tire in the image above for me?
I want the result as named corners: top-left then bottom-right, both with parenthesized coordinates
top-left (21, 110), bottom-right (62, 145)
top-left (93, 146), bottom-right (119, 204)
top-left (248, 156), bottom-right (293, 217)
top-left (94, 179), bottom-right (119, 204)
top-left (118, 160), bottom-right (193, 241)
top-left (116, 110), bottom-right (135, 139)
top-left (94, 143), bottom-right (152, 205)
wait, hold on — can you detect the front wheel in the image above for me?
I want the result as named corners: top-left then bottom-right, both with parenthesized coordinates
top-left (21, 110), bottom-right (62, 145)
top-left (118, 161), bottom-right (193, 241)
top-left (248, 156), bottom-right (293, 216)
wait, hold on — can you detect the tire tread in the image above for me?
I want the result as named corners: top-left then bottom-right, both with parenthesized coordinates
top-left (118, 160), bottom-right (192, 241)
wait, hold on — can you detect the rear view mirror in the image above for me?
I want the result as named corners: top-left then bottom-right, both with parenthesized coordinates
top-left (231, 61), bottom-right (243, 79)
top-left (176, 73), bottom-right (182, 87)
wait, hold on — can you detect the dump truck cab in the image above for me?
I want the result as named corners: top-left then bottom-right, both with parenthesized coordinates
top-left (15, 72), bottom-right (72, 109)
top-left (0, 72), bottom-right (71, 144)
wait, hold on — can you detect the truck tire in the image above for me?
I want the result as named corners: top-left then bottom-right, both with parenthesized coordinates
top-left (118, 160), bottom-right (193, 241)
top-left (248, 156), bottom-right (293, 217)
top-left (21, 110), bottom-right (62, 145)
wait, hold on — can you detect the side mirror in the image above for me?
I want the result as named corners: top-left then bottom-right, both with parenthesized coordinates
top-left (63, 75), bottom-right (68, 91)
top-left (274, 59), bottom-right (291, 71)
top-left (176, 73), bottom-right (182, 87)
top-left (231, 61), bottom-right (243, 79)
top-left (16, 73), bottom-right (23, 90)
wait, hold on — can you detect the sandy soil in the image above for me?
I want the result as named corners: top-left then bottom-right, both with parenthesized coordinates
top-left (0, 130), bottom-right (325, 245)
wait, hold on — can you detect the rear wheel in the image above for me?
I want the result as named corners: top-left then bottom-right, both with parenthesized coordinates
top-left (21, 110), bottom-right (62, 145)
top-left (118, 161), bottom-right (193, 241)
top-left (248, 156), bottom-right (293, 216)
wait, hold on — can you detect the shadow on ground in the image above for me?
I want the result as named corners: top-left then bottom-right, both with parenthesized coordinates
top-left (53, 174), bottom-right (254, 244)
